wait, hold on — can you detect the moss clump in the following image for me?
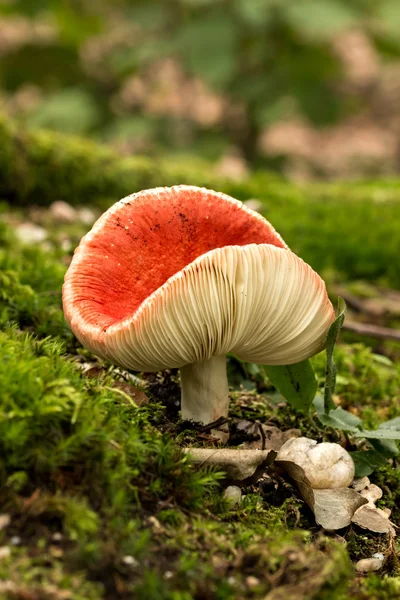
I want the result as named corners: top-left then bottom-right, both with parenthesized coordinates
top-left (2, 116), bottom-right (400, 285)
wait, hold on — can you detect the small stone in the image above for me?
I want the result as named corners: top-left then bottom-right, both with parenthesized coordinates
top-left (9, 536), bottom-right (21, 546)
top-left (246, 576), bottom-right (260, 588)
top-left (277, 437), bottom-right (354, 489)
top-left (49, 201), bottom-right (77, 223)
top-left (61, 239), bottom-right (73, 252)
top-left (16, 223), bottom-right (47, 244)
top-left (0, 547), bottom-right (10, 560)
top-left (360, 483), bottom-right (383, 504)
top-left (356, 557), bottom-right (384, 573)
top-left (51, 532), bottom-right (63, 542)
top-left (0, 515), bottom-right (10, 531)
top-left (122, 555), bottom-right (139, 567)
top-left (163, 571), bottom-right (173, 580)
top-left (223, 485), bottom-right (242, 507)
top-left (77, 207), bottom-right (97, 225)
top-left (352, 477), bottom-right (370, 492)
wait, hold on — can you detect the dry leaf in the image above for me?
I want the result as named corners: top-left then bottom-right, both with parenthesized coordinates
top-left (110, 382), bottom-right (149, 406)
top-left (351, 478), bottom-right (396, 535)
top-left (352, 505), bottom-right (396, 535)
top-left (276, 459), bottom-right (367, 530)
top-left (183, 448), bottom-right (276, 481)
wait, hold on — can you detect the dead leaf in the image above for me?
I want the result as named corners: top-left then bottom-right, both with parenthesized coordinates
top-left (183, 448), bottom-right (276, 481)
top-left (276, 460), bottom-right (367, 529)
top-left (350, 478), bottom-right (396, 535)
top-left (352, 505), bottom-right (396, 535)
top-left (111, 382), bottom-right (149, 406)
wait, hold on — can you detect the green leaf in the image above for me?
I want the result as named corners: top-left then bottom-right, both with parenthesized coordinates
top-left (369, 438), bottom-right (399, 458)
top-left (314, 395), bottom-right (362, 431)
top-left (378, 416), bottom-right (400, 430)
top-left (351, 450), bottom-right (388, 478)
top-left (263, 359), bottom-right (317, 412)
top-left (324, 297), bottom-right (346, 414)
top-left (353, 417), bottom-right (400, 441)
top-left (353, 429), bottom-right (400, 440)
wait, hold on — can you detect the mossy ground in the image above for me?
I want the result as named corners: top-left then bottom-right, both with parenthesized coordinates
top-left (1, 128), bottom-right (400, 599)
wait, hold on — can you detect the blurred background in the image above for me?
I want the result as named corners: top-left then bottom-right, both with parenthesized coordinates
top-left (1, 0), bottom-right (400, 182)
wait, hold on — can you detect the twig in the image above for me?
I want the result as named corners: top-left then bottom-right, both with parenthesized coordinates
top-left (343, 321), bottom-right (400, 342)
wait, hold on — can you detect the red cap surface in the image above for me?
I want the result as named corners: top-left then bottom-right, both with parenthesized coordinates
top-left (64, 185), bottom-right (287, 335)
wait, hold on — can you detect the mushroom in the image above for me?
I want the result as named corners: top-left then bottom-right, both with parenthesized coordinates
top-left (63, 185), bottom-right (335, 438)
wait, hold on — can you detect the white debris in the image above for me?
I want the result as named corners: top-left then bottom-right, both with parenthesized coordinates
top-left (351, 479), bottom-right (396, 535)
top-left (223, 485), bottom-right (242, 507)
top-left (49, 201), bottom-right (77, 223)
top-left (122, 555), bottom-right (139, 567)
top-left (15, 223), bottom-right (47, 244)
top-left (356, 556), bottom-right (385, 573)
top-left (9, 536), bottom-right (20, 546)
top-left (77, 207), bottom-right (97, 225)
top-left (352, 477), bottom-right (370, 492)
top-left (277, 437), bottom-right (355, 489)
top-left (359, 483), bottom-right (383, 504)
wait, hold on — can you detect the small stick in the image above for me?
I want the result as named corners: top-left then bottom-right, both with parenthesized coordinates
top-left (343, 321), bottom-right (400, 342)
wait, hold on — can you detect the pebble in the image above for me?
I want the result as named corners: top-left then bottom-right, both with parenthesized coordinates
top-left (15, 223), bottom-right (47, 244)
top-left (246, 576), bottom-right (260, 588)
top-left (352, 477), bottom-right (370, 492)
top-left (77, 207), bottom-right (97, 225)
top-left (356, 557), bottom-right (384, 573)
top-left (277, 437), bottom-right (355, 489)
top-left (122, 555), bottom-right (139, 567)
top-left (49, 201), bottom-right (77, 223)
top-left (223, 485), bottom-right (242, 507)
top-left (360, 483), bottom-right (383, 504)
top-left (10, 536), bottom-right (21, 546)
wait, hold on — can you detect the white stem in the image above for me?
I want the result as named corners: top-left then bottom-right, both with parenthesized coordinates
top-left (180, 355), bottom-right (229, 439)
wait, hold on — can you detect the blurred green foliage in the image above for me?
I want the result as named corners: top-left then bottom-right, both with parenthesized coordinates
top-left (1, 0), bottom-right (400, 169)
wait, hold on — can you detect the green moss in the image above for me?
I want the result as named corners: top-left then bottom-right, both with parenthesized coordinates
top-left (2, 116), bottom-right (400, 285)
top-left (356, 575), bottom-right (400, 600)
top-left (311, 344), bottom-right (400, 423)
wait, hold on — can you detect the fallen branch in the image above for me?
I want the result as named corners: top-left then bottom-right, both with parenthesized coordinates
top-left (183, 447), bottom-right (276, 481)
top-left (343, 321), bottom-right (400, 342)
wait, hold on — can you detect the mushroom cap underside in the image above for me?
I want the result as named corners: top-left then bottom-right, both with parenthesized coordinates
top-left (64, 242), bottom-right (335, 371)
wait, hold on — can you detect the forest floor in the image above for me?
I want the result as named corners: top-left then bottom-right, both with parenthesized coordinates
top-left (1, 195), bottom-right (399, 600)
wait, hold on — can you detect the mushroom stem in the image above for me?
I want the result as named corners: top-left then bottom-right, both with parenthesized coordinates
top-left (180, 355), bottom-right (229, 440)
